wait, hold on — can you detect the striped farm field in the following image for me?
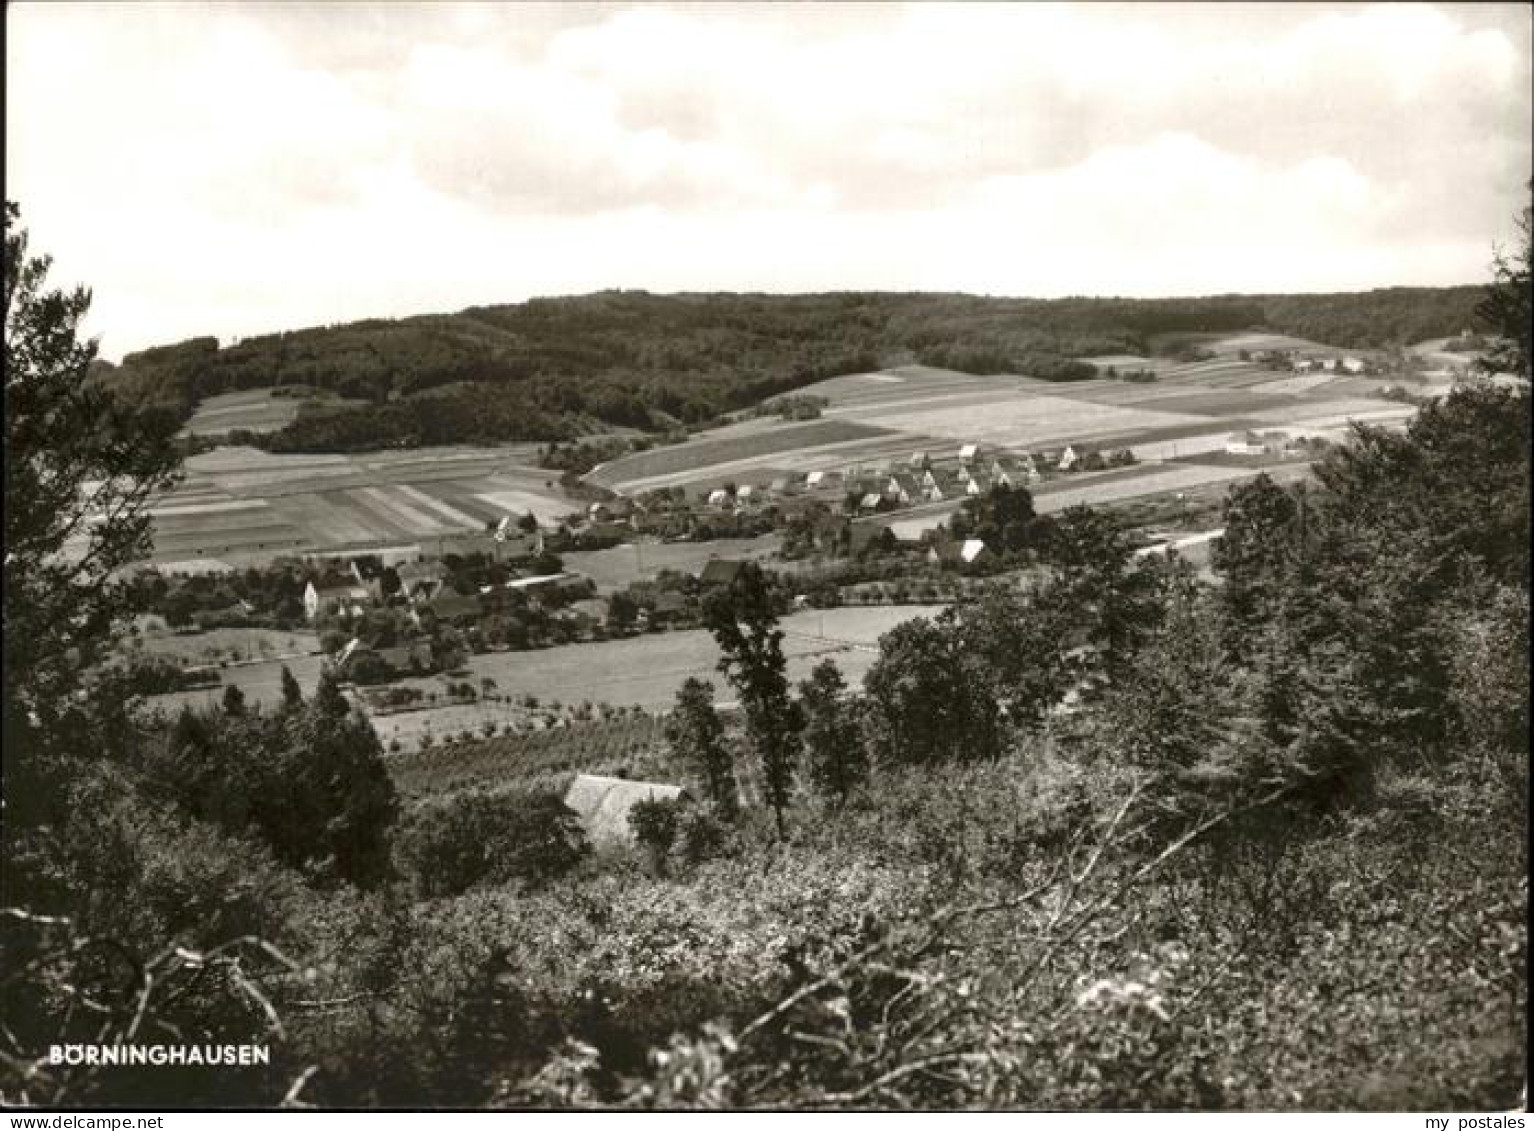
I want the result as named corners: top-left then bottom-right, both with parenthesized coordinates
top-left (142, 443), bottom-right (577, 564)
top-left (846, 392), bottom-right (1210, 451)
top-left (585, 419), bottom-right (891, 490)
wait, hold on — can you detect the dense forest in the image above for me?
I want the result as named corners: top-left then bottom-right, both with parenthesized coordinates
top-left (96, 285), bottom-right (1489, 452)
top-left (4, 196), bottom-right (1527, 1110)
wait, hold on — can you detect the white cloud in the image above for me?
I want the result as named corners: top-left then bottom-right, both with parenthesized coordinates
top-left (4, 1), bottom-right (1529, 357)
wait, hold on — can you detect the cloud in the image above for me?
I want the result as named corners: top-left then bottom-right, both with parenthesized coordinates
top-left (4, 1), bottom-right (1529, 356)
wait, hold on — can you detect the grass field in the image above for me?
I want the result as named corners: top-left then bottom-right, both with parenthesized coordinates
top-left (132, 627), bottom-right (320, 666)
top-left (180, 390), bottom-right (303, 436)
top-left (135, 605), bottom-right (946, 747)
top-left (560, 534), bottom-right (783, 591)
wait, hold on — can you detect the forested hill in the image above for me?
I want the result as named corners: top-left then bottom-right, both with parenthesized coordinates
top-left (97, 286), bottom-right (1489, 451)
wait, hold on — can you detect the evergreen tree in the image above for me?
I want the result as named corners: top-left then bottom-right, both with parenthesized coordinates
top-left (702, 564), bottom-right (802, 837)
top-left (666, 678), bottom-right (738, 821)
top-left (222, 684), bottom-right (247, 717)
top-left (280, 664), bottom-right (304, 710)
top-left (798, 661), bottom-right (867, 808)
top-left (4, 202), bottom-right (181, 811)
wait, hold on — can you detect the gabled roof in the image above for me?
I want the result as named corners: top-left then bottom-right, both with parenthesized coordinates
top-left (564, 774), bottom-right (687, 847)
top-left (698, 558), bottom-right (746, 586)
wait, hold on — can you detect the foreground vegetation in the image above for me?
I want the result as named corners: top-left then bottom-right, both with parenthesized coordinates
top-left (3, 199), bottom-right (1526, 1110)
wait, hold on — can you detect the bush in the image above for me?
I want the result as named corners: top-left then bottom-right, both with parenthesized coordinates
top-left (397, 787), bottom-right (590, 898)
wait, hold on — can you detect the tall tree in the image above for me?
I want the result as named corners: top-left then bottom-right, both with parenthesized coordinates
top-left (863, 617), bottom-right (1003, 766)
top-left (666, 678), bottom-right (737, 821)
top-left (1476, 185), bottom-right (1532, 381)
top-left (4, 202), bottom-right (181, 814)
top-left (702, 564), bottom-right (802, 837)
top-left (798, 660), bottom-right (867, 808)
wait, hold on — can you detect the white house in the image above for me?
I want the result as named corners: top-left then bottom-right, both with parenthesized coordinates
top-left (303, 580), bottom-right (371, 622)
top-left (1057, 445), bottom-right (1081, 471)
top-left (1225, 431), bottom-right (1269, 457)
top-left (706, 488), bottom-right (732, 509)
top-left (958, 443), bottom-right (981, 464)
top-left (1341, 356), bottom-right (1366, 374)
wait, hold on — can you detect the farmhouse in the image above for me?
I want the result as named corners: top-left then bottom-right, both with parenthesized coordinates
top-left (698, 559), bottom-right (746, 589)
top-left (563, 774), bottom-right (689, 849)
top-left (303, 580), bottom-right (371, 622)
top-left (804, 470), bottom-right (843, 490)
top-left (1341, 356), bottom-right (1366, 374)
top-left (885, 473), bottom-right (922, 506)
top-left (929, 536), bottom-right (992, 567)
top-left (858, 492), bottom-right (885, 513)
top-left (958, 443), bottom-right (981, 464)
top-left (706, 488), bottom-right (732, 509)
top-left (922, 469), bottom-right (963, 502)
top-left (965, 473), bottom-right (996, 497)
top-left (1225, 431), bottom-right (1269, 457)
top-left (1057, 445), bottom-right (1082, 471)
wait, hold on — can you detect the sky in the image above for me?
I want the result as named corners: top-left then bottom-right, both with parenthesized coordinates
top-left (7, 1), bottom-right (1532, 360)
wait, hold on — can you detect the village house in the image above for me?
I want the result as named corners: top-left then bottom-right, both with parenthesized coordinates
top-left (1057, 445), bottom-right (1082, 472)
top-left (1225, 431), bottom-right (1269, 457)
top-left (958, 442), bottom-right (981, 464)
top-left (858, 491), bottom-right (885, 513)
top-left (395, 560), bottom-right (448, 604)
top-left (965, 473), bottom-right (996, 497)
top-left (928, 536), bottom-right (992, 568)
top-left (1341, 356), bottom-right (1367, 374)
top-left (804, 470), bottom-right (843, 491)
top-left (706, 487), bottom-right (733, 510)
top-left (909, 451), bottom-right (931, 470)
top-left (885, 472), bottom-right (922, 507)
top-left (563, 774), bottom-right (689, 849)
top-left (697, 558), bottom-right (746, 590)
top-left (921, 468), bottom-right (963, 502)
top-left (303, 579), bottom-right (372, 622)
top-left (990, 455), bottom-right (1036, 487)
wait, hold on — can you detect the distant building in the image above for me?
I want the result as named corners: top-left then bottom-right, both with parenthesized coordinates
top-left (929, 536), bottom-right (992, 567)
top-left (885, 473), bottom-right (922, 506)
top-left (303, 580), bottom-right (371, 622)
top-left (958, 443), bottom-right (981, 464)
top-left (1057, 445), bottom-right (1081, 472)
top-left (1341, 356), bottom-right (1366, 374)
top-left (1225, 431), bottom-right (1269, 457)
top-left (706, 488), bottom-right (732, 509)
top-left (697, 559), bottom-right (746, 589)
top-left (563, 774), bottom-right (688, 849)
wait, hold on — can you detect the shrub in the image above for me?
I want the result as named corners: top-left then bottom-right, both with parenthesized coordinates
top-left (397, 787), bottom-right (590, 899)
